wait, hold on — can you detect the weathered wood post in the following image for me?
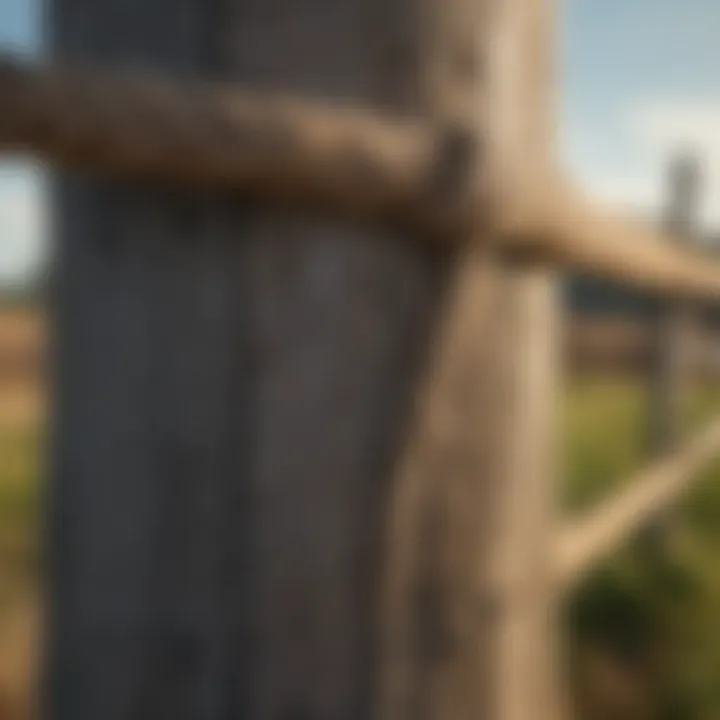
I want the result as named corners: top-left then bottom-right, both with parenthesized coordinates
top-left (44, 0), bottom-right (561, 719)
top-left (644, 153), bottom-right (700, 553)
top-left (649, 153), bottom-right (700, 450)
top-left (379, 0), bottom-right (564, 717)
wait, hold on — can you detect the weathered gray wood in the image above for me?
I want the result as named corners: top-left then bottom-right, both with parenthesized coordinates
top-left (44, 1), bottom-right (457, 719)
top-left (375, 0), bottom-right (494, 714)
top-left (378, 262), bottom-right (564, 720)
top-left (485, 2), bottom-right (566, 716)
top-left (44, 1), bottom-right (569, 720)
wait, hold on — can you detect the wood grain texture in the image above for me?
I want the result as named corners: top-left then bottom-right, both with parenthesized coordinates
top-left (378, 248), bottom-right (506, 720)
top-left (0, 55), bottom-right (451, 227)
top-left (45, 0), bottom-right (453, 718)
top-left (375, 0), bottom-right (494, 713)
top-left (44, 0), bottom-right (567, 718)
top-left (378, 262), bottom-right (564, 720)
top-left (490, 267), bottom-right (563, 720)
top-left (378, 1), bottom-right (564, 719)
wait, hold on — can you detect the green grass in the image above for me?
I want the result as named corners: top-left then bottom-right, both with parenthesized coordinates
top-left (563, 377), bottom-right (720, 719)
top-left (0, 422), bottom-right (40, 615)
top-left (563, 377), bottom-right (649, 512)
top-left (0, 426), bottom-right (40, 527)
top-left (562, 376), bottom-right (720, 512)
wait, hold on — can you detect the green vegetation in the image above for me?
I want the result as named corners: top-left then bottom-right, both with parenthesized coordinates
top-left (564, 377), bottom-right (720, 719)
top-left (0, 422), bottom-right (40, 616)
top-left (562, 376), bottom-right (720, 512)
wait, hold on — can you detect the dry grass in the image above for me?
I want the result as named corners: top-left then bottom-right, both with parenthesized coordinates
top-left (0, 306), bottom-right (44, 433)
top-left (0, 599), bottom-right (38, 720)
top-left (0, 305), bottom-right (43, 720)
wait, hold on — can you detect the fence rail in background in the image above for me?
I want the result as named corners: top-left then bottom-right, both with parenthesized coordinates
top-left (503, 175), bottom-right (720, 298)
top-left (3, 56), bottom-right (720, 297)
top-left (556, 416), bottom-right (720, 587)
top-left (1, 0), bottom-right (719, 718)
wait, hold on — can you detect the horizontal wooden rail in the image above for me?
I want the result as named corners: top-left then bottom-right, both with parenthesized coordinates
top-left (0, 56), bottom-right (461, 225)
top-left (556, 415), bottom-right (720, 587)
top-left (504, 175), bottom-right (720, 300)
top-left (3, 57), bottom-right (720, 302)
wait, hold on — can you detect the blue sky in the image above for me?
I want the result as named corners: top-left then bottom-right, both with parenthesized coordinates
top-left (0, 0), bottom-right (43, 285)
top-left (0, 0), bottom-right (39, 55)
top-left (561, 0), bottom-right (720, 232)
top-left (1, 0), bottom-right (719, 285)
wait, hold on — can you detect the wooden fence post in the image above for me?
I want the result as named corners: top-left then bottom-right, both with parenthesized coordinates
top-left (44, 1), bottom-right (562, 720)
top-left (42, 1), bottom-right (512, 720)
top-left (649, 153), bottom-right (700, 451)
top-left (44, 1), bottom-right (462, 718)
top-left (378, 263), bottom-right (563, 720)
top-left (490, 265), bottom-right (564, 720)
top-left (379, 0), bottom-right (564, 717)
top-left (644, 153), bottom-right (700, 553)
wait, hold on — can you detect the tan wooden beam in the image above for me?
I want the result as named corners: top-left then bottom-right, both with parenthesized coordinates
top-left (378, 0), bottom-right (566, 718)
top-left (0, 55), bottom-right (450, 224)
top-left (502, 170), bottom-right (720, 300)
top-left (5, 55), bottom-right (720, 309)
top-left (556, 415), bottom-right (720, 588)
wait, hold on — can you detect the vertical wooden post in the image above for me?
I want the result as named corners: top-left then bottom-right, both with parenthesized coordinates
top-left (45, 2), bottom-right (561, 720)
top-left (488, 0), bottom-right (565, 716)
top-left (378, 261), bottom-right (562, 720)
top-left (644, 153), bottom-right (700, 553)
top-left (45, 1), bottom-right (462, 719)
top-left (649, 153), bottom-right (700, 452)
top-left (490, 265), bottom-right (563, 720)
top-left (379, 0), bottom-right (563, 718)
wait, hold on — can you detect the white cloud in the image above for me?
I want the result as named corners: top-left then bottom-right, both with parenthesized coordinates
top-left (0, 161), bottom-right (47, 286)
top-left (561, 136), bottom-right (661, 226)
top-left (566, 99), bottom-right (720, 239)
top-left (581, 170), bottom-right (657, 214)
top-left (627, 102), bottom-right (720, 160)
top-left (624, 100), bottom-right (720, 231)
